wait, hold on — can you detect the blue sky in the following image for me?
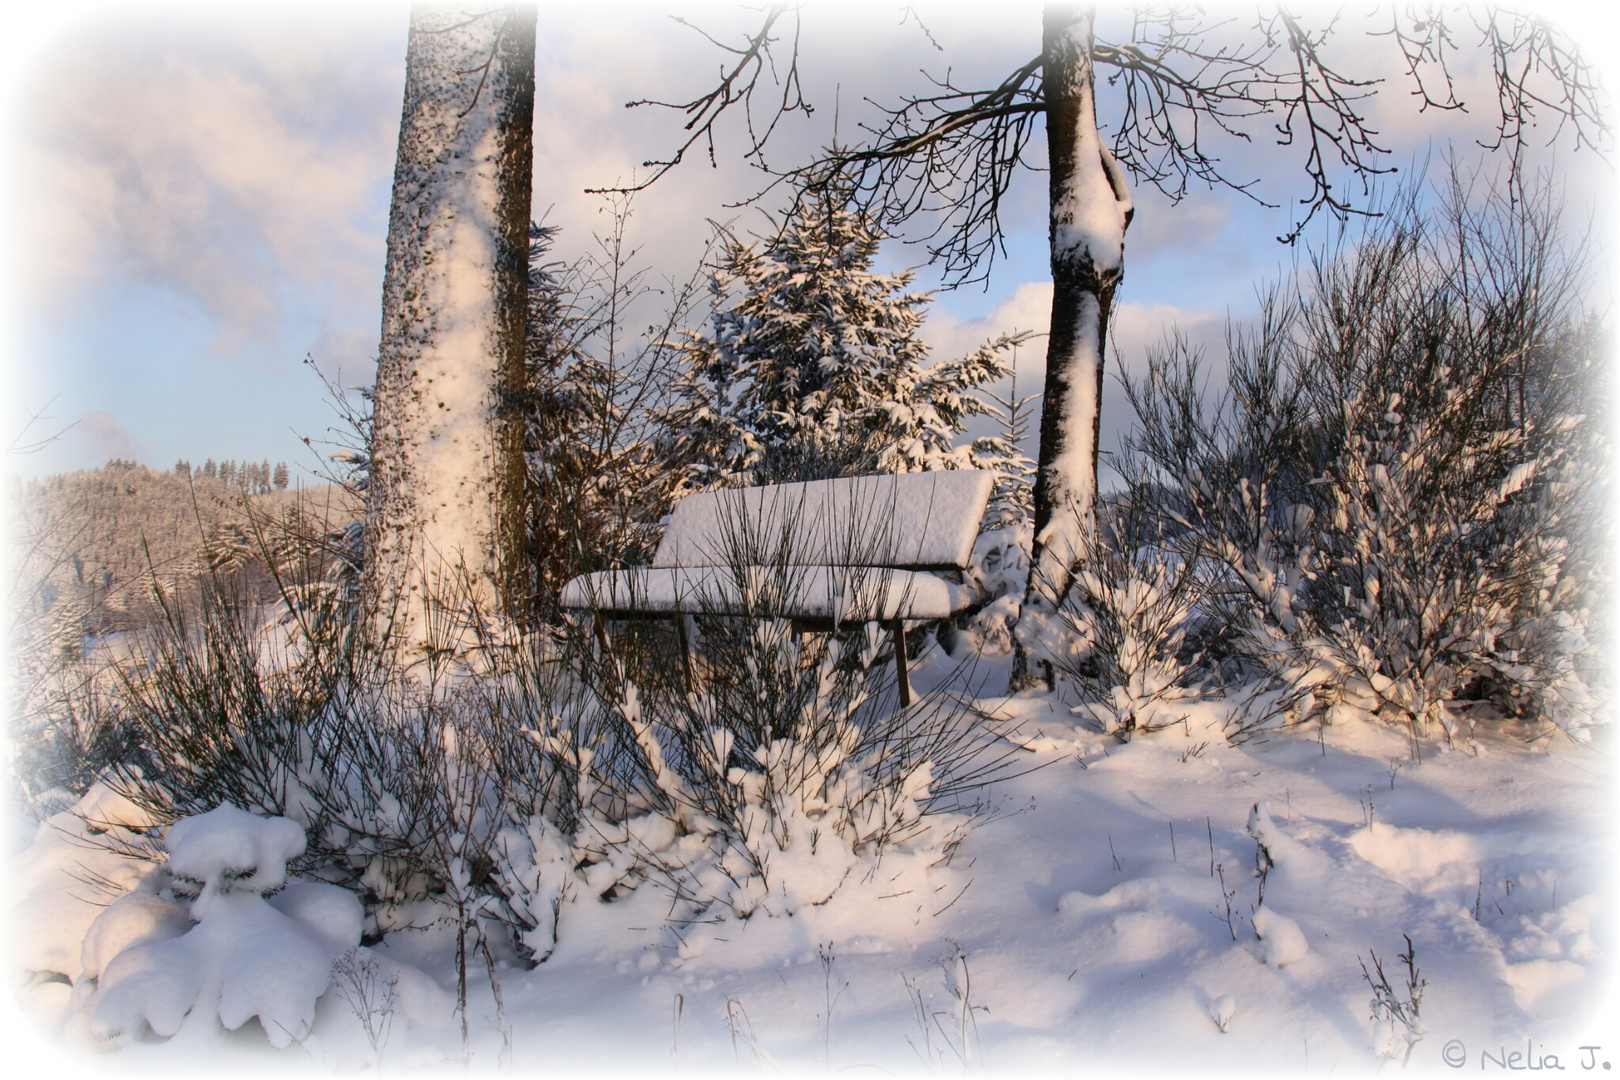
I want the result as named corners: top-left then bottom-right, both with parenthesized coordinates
top-left (2, 1), bottom-right (1613, 485)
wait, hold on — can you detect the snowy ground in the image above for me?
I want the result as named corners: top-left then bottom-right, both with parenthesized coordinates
top-left (8, 645), bottom-right (1615, 1077)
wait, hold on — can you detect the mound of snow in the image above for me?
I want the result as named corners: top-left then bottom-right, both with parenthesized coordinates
top-left (1251, 905), bottom-right (1309, 967)
top-left (1057, 878), bottom-right (1161, 918)
top-left (1347, 823), bottom-right (1481, 897)
top-left (10, 783), bottom-right (163, 983)
top-left (77, 805), bottom-right (362, 1049)
top-left (86, 893), bottom-right (338, 1047)
top-left (270, 881), bottom-right (367, 955)
top-left (79, 892), bottom-right (191, 985)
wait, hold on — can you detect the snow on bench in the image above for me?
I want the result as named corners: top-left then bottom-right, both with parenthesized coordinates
top-left (560, 471), bottom-right (995, 704)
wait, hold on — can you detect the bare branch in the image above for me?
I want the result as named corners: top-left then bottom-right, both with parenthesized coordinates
top-left (592, 4), bottom-right (811, 194)
top-left (7, 396), bottom-right (77, 457)
top-left (633, 5), bottom-right (1606, 283)
top-left (786, 56), bottom-right (1047, 287)
top-left (1375, 6), bottom-right (1466, 115)
top-left (1473, 6), bottom-right (1609, 172)
top-left (1259, 8), bottom-right (1392, 243)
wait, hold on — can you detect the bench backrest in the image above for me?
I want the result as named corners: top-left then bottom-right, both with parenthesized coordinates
top-left (652, 471), bottom-right (994, 571)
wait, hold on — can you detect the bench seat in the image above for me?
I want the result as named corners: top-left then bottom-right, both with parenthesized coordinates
top-left (561, 470), bottom-right (995, 705)
top-left (560, 565), bottom-right (978, 623)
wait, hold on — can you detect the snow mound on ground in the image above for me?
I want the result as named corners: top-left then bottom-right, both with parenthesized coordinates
top-left (10, 783), bottom-right (163, 983)
top-left (1057, 878), bottom-right (1160, 917)
top-left (78, 806), bottom-right (362, 1049)
top-left (1505, 893), bottom-right (1597, 963)
top-left (269, 881), bottom-right (366, 955)
top-left (1348, 823), bottom-right (1481, 896)
top-left (1251, 905), bottom-right (1309, 967)
top-left (1503, 957), bottom-right (1587, 1017)
top-left (86, 894), bottom-right (336, 1047)
top-left (79, 892), bottom-right (191, 984)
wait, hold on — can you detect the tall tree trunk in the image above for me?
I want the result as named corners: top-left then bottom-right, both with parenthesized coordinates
top-left (367, 4), bottom-right (537, 650)
top-left (1028, 3), bottom-right (1132, 604)
top-left (1013, 4), bottom-right (1132, 687)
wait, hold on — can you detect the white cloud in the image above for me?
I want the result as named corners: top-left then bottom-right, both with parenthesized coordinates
top-left (920, 281), bottom-right (1053, 373)
top-left (11, 7), bottom-right (401, 345)
top-left (77, 410), bottom-right (143, 463)
top-left (0, 2), bottom-right (1609, 483)
top-left (920, 278), bottom-right (1233, 486)
top-left (923, 282), bottom-right (1227, 386)
top-left (1123, 197), bottom-right (1229, 263)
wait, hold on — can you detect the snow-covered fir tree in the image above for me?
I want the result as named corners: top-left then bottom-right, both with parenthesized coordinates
top-left (976, 349), bottom-right (1040, 530)
top-left (674, 189), bottom-right (1026, 489)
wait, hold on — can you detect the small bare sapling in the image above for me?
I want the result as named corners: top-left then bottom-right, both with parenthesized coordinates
top-left (331, 947), bottom-right (399, 1062)
top-left (1361, 934), bottom-right (1427, 1066)
top-left (1207, 994), bottom-right (1236, 1033)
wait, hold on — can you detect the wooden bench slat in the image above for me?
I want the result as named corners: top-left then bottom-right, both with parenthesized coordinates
top-left (560, 565), bottom-right (976, 623)
top-left (650, 471), bottom-right (993, 571)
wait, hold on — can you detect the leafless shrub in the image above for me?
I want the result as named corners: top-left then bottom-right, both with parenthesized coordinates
top-left (1043, 494), bottom-right (1217, 741)
top-left (904, 941), bottom-right (986, 1072)
top-left (1361, 934), bottom-right (1427, 1065)
top-left (567, 485), bottom-right (1030, 921)
top-left (1118, 164), bottom-right (1605, 741)
top-left (330, 947), bottom-right (398, 1062)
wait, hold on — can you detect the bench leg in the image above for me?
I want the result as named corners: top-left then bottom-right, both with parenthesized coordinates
top-left (674, 614), bottom-right (694, 691)
top-left (593, 612), bottom-right (611, 657)
top-left (891, 617), bottom-right (911, 707)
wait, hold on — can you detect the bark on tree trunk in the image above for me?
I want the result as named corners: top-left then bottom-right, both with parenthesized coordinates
top-left (367, 4), bottom-right (536, 650)
top-left (1027, 3), bottom-right (1132, 607)
top-left (1012, 4), bottom-right (1132, 689)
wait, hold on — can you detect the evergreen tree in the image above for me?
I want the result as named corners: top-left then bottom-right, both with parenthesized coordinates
top-left (976, 350), bottom-right (1040, 530)
top-left (272, 462), bottom-right (290, 491)
top-left (677, 190), bottom-right (1024, 488)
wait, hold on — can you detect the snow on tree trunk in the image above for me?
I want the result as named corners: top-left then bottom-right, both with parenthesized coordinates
top-left (367, 4), bottom-right (536, 649)
top-left (1026, 4), bottom-right (1132, 607)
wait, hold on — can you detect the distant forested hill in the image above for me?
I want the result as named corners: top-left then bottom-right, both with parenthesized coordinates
top-left (9, 459), bottom-right (362, 645)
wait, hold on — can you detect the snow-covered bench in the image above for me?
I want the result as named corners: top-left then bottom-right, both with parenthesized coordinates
top-left (560, 471), bottom-right (994, 705)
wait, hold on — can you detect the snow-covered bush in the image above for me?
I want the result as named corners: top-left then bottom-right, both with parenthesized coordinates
top-left (959, 522), bottom-right (1033, 655)
top-left (605, 624), bottom-right (985, 919)
top-left (37, 443), bottom-right (1015, 1042)
top-left (76, 804), bottom-right (362, 1049)
top-left (1047, 500), bottom-right (1216, 740)
top-left (1118, 168), bottom-right (1605, 739)
top-left (521, 502), bottom-right (1023, 923)
top-left (11, 784), bottom-right (165, 988)
top-left (672, 183), bottom-right (1024, 487)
